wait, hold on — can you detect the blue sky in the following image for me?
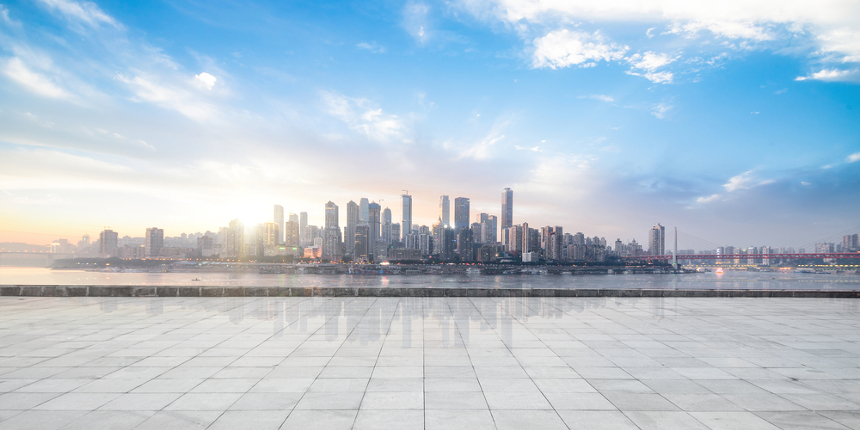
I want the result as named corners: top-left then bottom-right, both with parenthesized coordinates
top-left (0, 0), bottom-right (858, 248)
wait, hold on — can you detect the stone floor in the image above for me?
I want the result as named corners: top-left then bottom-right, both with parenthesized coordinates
top-left (0, 296), bottom-right (858, 430)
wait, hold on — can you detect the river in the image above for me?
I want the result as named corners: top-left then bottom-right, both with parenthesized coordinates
top-left (1, 267), bottom-right (858, 290)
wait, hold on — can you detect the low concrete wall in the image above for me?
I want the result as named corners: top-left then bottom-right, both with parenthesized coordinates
top-left (0, 285), bottom-right (857, 298)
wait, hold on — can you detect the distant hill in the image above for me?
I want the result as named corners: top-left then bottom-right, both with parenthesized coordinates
top-left (0, 242), bottom-right (50, 252)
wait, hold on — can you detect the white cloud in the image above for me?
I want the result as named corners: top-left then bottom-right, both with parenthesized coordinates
top-left (514, 144), bottom-right (542, 152)
top-left (457, 134), bottom-right (505, 160)
top-left (321, 91), bottom-right (409, 144)
top-left (723, 170), bottom-right (774, 192)
top-left (626, 70), bottom-right (674, 83)
top-left (532, 29), bottom-right (628, 69)
top-left (194, 72), bottom-right (217, 90)
top-left (458, 0), bottom-right (860, 73)
top-left (668, 20), bottom-right (773, 42)
top-left (1, 57), bottom-right (71, 99)
top-left (795, 68), bottom-right (859, 82)
top-left (357, 41), bottom-right (386, 54)
top-left (650, 102), bottom-right (672, 118)
top-left (848, 152), bottom-right (860, 163)
top-left (628, 51), bottom-right (675, 70)
top-left (696, 194), bottom-right (721, 203)
top-left (579, 94), bottom-right (614, 102)
top-left (403, 1), bottom-right (430, 44)
top-left (116, 74), bottom-right (217, 121)
top-left (36, 0), bottom-right (119, 28)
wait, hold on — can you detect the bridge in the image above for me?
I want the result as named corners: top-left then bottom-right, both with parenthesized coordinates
top-left (0, 252), bottom-right (76, 267)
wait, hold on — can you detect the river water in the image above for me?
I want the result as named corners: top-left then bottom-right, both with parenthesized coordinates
top-left (1, 267), bottom-right (858, 290)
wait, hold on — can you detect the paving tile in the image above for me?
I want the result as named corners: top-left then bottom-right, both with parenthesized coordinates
top-left (491, 409), bottom-right (568, 430)
top-left (425, 409), bottom-right (496, 430)
top-left (279, 409), bottom-right (357, 430)
top-left (207, 410), bottom-right (290, 430)
top-left (754, 411), bottom-right (853, 430)
top-left (353, 409), bottom-right (423, 430)
top-left (557, 410), bottom-right (640, 430)
top-left (360, 391), bottom-right (423, 409)
top-left (690, 411), bottom-right (782, 430)
top-left (425, 391), bottom-right (488, 409)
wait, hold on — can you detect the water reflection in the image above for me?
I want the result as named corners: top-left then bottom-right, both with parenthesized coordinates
top-left (62, 294), bottom-right (735, 351)
top-left (2, 267), bottom-right (859, 291)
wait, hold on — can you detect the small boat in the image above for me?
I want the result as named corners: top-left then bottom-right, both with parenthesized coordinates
top-left (191, 278), bottom-right (201, 281)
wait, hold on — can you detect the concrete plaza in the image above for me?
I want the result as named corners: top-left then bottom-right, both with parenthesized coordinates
top-left (0, 296), bottom-right (858, 429)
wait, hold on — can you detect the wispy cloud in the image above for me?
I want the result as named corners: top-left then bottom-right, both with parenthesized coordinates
top-left (650, 102), bottom-right (672, 118)
top-left (514, 144), bottom-right (542, 152)
top-left (848, 152), bottom-right (860, 163)
top-left (116, 73), bottom-right (219, 121)
top-left (579, 94), bottom-right (614, 102)
top-left (795, 68), bottom-right (859, 82)
top-left (1, 57), bottom-right (71, 99)
top-left (35, 0), bottom-right (120, 29)
top-left (402, 1), bottom-right (430, 44)
top-left (321, 90), bottom-right (410, 144)
top-left (356, 41), bottom-right (386, 54)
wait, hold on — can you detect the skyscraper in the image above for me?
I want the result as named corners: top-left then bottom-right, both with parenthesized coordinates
top-left (145, 227), bottom-right (164, 258)
top-left (284, 220), bottom-right (299, 255)
top-left (368, 202), bottom-right (381, 245)
top-left (299, 212), bottom-right (307, 243)
top-left (99, 229), bottom-right (118, 258)
top-left (359, 197), bottom-right (370, 223)
top-left (274, 205), bottom-right (284, 244)
top-left (382, 207), bottom-right (392, 225)
top-left (649, 223), bottom-right (665, 256)
top-left (401, 193), bottom-right (412, 242)
top-left (354, 225), bottom-right (369, 262)
top-left (346, 201), bottom-right (359, 255)
top-left (325, 201), bottom-right (339, 229)
top-left (439, 195), bottom-right (450, 227)
top-left (501, 188), bottom-right (513, 235)
top-left (454, 197), bottom-right (470, 232)
top-left (324, 201), bottom-right (341, 260)
top-left (288, 213), bottom-right (298, 223)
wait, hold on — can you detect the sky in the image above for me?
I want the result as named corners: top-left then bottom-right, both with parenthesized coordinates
top-left (0, 0), bottom-right (859, 249)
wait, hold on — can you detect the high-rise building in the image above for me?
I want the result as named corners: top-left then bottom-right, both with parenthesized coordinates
top-left (346, 201), bottom-right (359, 255)
top-left (274, 205), bottom-right (284, 244)
top-left (299, 212), bottom-right (307, 243)
top-left (471, 222), bottom-right (483, 243)
top-left (323, 202), bottom-right (341, 261)
top-left (649, 223), bottom-right (665, 256)
top-left (289, 213), bottom-right (298, 223)
top-left (457, 228), bottom-right (474, 261)
top-left (325, 201), bottom-right (339, 229)
top-left (501, 188), bottom-right (513, 234)
top-left (221, 219), bottom-right (244, 259)
top-left (354, 225), bottom-right (369, 262)
top-left (359, 198), bottom-right (370, 223)
top-left (454, 197), bottom-right (470, 233)
top-left (99, 229), bottom-right (118, 258)
top-left (368, 202), bottom-right (381, 244)
top-left (145, 227), bottom-right (164, 258)
top-left (401, 193), bottom-right (412, 242)
top-left (521, 222), bottom-right (530, 254)
top-left (439, 195), bottom-right (450, 227)
top-left (382, 207), bottom-right (392, 225)
top-left (439, 228), bottom-right (456, 261)
top-left (263, 222), bottom-right (281, 256)
top-left (506, 225), bottom-right (523, 255)
top-left (843, 234), bottom-right (859, 252)
top-left (284, 220), bottom-right (299, 254)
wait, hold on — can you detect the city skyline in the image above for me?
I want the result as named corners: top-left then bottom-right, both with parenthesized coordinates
top-left (0, 0), bottom-right (859, 247)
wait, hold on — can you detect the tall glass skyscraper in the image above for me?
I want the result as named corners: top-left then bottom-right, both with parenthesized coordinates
top-left (501, 188), bottom-right (513, 232)
top-left (439, 195), bottom-right (450, 227)
top-left (401, 193), bottom-right (412, 242)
